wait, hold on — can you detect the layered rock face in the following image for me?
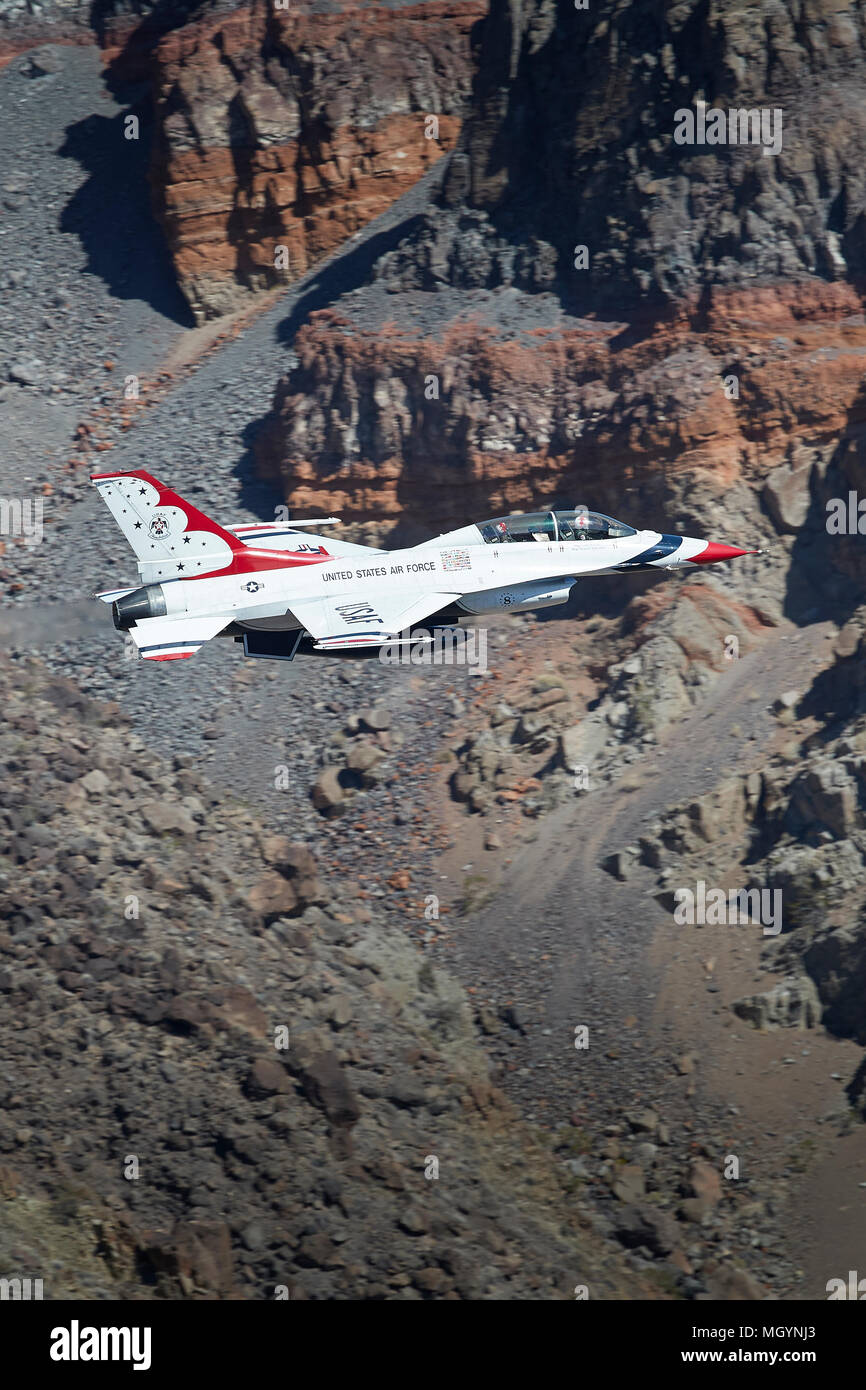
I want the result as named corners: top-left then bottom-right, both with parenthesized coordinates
top-left (255, 283), bottom-right (866, 547)
top-left (147, 0), bottom-right (483, 321)
top-left (434, 0), bottom-right (866, 303)
top-left (255, 0), bottom-right (866, 571)
top-left (0, 0), bottom-right (201, 64)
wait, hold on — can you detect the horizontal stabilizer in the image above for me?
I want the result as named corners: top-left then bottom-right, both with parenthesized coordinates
top-left (125, 614), bottom-right (227, 662)
top-left (94, 587), bottom-right (136, 604)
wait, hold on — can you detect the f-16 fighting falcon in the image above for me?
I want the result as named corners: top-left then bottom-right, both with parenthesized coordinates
top-left (92, 470), bottom-right (757, 663)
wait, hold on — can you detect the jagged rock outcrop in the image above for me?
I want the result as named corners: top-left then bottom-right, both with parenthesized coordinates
top-left (615, 612), bottom-right (866, 1084)
top-left (733, 977), bottom-right (822, 1031)
top-left (401, 0), bottom-right (866, 305)
top-left (0, 0), bottom-right (204, 65)
top-left (255, 0), bottom-right (866, 570)
top-left (147, 0), bottom-right (482, 320)
top-left (805, 917), bottom-right (866, 1041)
top-left (254, 286), bottom-right (866, 544)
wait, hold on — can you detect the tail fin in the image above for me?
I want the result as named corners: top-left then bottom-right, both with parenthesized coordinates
top-left (91, 469), bottom-right (248, 584)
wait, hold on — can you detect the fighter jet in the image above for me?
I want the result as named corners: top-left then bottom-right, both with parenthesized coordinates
top-left (92, 469), bottom-right (756, 662)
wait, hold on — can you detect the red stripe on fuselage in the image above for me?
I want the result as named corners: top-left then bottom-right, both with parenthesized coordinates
top-left (181, 549), bottom-right (333, 579)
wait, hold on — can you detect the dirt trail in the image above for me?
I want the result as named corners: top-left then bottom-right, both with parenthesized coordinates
top-left (443, 616), bottom-right (864, 1294)
top-left (456, 620), bottom-right (832, 1024)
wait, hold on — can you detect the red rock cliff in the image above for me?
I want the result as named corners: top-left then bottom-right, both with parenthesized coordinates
top-left (148, 0), bottom-right (483, 321)
top-left (254, 286), bottom-right (866, 548)
top-left (253, 0), bottom-right (866, 595)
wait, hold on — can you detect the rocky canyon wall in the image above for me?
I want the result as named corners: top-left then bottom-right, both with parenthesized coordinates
top-left (255, 280), bottom-right (866, 559)
top-left (441, 0), bottom-right (866, 304)
top-left (254, 0), bottom-right (866, 576)
top-left (146, 0), bottom-right (483, 321)
top-left (0, 0), bottom-right (207, 67)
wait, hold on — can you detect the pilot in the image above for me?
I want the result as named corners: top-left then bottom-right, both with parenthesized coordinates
top-left (575, 509), bottom-right (590, 540)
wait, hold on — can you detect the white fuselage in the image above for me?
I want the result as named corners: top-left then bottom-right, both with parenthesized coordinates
top-left (93, 471), bottom-right (753, 661)
top-left (157, 526), bottom-right (676, 628)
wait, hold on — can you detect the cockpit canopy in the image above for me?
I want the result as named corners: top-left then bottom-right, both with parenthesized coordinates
top-left (478, 508), bottom-right (636, 544)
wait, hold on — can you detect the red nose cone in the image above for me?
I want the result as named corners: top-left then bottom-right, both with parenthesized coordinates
top-left (687, 541), bottom-right (753, 565)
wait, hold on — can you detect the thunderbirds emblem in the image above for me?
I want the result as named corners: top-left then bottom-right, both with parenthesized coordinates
top-left (148, 512), bottom-right (171, 538)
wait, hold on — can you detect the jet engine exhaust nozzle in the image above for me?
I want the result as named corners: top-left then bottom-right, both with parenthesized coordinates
top-left (112, 585), bottom-right (168, 631)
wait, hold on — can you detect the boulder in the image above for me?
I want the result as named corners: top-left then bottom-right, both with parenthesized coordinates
top-left (346, 740), bottom-right (385, 780)
top-left (558, 719), bottom-right (607, 773)
top-left (140, 799), bottom-right (197, 836)
top-left (245, 1057), bottom-right (291, 1099)
top-left (732, 976), bottom-right (821, 1031)
top-left (294, 1051), bottom-right (360, 1131)
top-left (358, 706), bottom-right (391, 733)
top-left (789, 761), bottom-right (859, 838)
top-left (248, 870), bottom-right (299, 921)
top-left (79, 769), bottom-right (110, 796)
top-left (763, 458), bottom-right (813, 532)
top-left (138, 1220), bottom-right (234, 1298)
top-left (612, 1205), bottom-right (680, 1257)
top-left (601, 849), bottom-right (637, 881)
top-left (611, 1164), bottom-right (646, 1203)
top-left (311, 767), bottom-right (345, 816)
top-left (804, 927), bottom-right (866, 1041)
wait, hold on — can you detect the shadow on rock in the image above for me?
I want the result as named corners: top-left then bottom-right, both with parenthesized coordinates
top-left (59, 105), bottom-right (193, 327)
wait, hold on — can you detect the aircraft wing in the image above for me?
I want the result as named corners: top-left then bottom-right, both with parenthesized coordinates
top-left (125, 613), bottom-right (228, 662)
top-left (288, 590), bottom-right (462, 651)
